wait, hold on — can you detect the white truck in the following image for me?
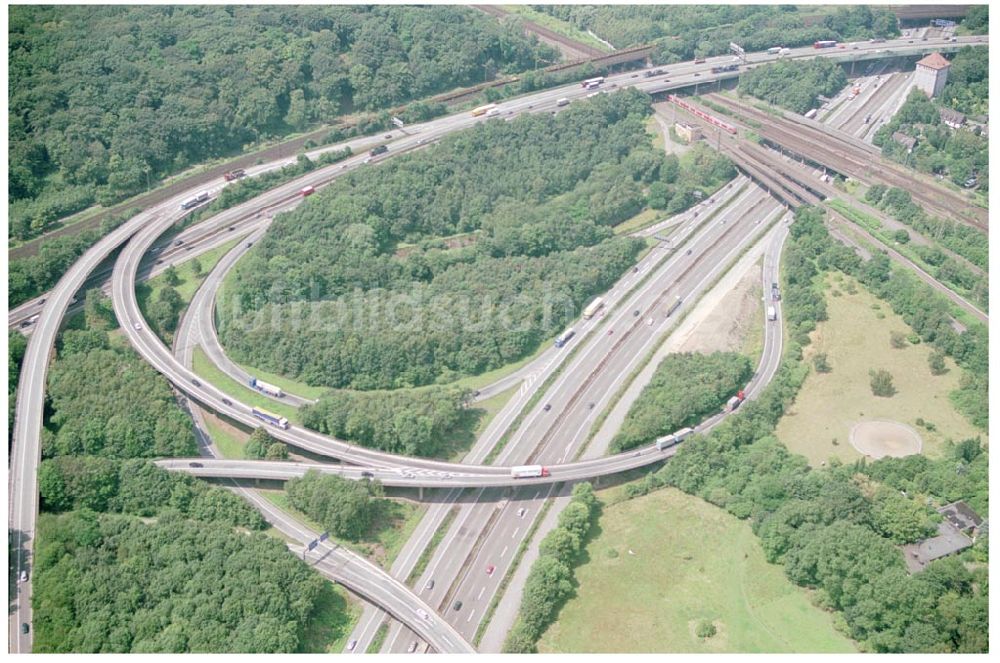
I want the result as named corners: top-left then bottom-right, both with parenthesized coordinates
top-left (556, 98), bottom-right (570, 107)
top-left (767, 305), bottom-right (777, 321)
top-left (655, 427), bottom-right (694, 451)
top-left (510, 465), bottom-right (550, 479)
top-left (249, 377), bottom-right (284, 398)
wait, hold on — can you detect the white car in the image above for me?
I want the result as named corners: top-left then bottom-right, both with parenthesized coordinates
top-left (416, 608), bottom-right (429, 620)
top-left (647, 318), bottom-right (654, 326)
top-left (133, 322), bottom-right (142, 331)
top-left (347, 640), bottom-right (357, 652)
top-left (408, 642), bottom-right (418, 653)
top-left (20, 570), bottom-right (28, 582)
top-left (517, 507), bottom-right (527, 518)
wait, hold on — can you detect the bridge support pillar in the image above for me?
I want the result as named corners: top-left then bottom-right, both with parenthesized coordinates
top-left (418, 486), bottom-right (424, 501)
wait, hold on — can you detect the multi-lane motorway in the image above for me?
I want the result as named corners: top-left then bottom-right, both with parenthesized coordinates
top-left (9, 33), bottom-right (985, 652)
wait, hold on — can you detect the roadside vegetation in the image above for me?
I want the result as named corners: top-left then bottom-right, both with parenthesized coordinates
top-left (502, 483), bottom-right (600, 653)
top-left (610, 351), bottom-right (753, 453)
top-left (220, 90), bottom-right (735, 391)
top-left (136, 239), bottom-right (238, 345)
top-left (874, 84), bottom-right (988, 191)
top-left (8, 329), bottom-right (28, 439)
top-left (30, 292), bottom-right (350, 652)
top-left (8, 5), bottom-right (555, 241)
top-left (300, 388), bottom-right (473, 458)
top-left (863, 185), bottom-right (987, 271)
top-left (590, 206), bottom-right (987, 653)
top-left (737, 59), bottom-right (848, 115)
top-left (8, 209), bottom-right (137, 309)
top-left (286, 471), bottom-right (386, 541)
top-left (535, 5), bottom-right (898, 59)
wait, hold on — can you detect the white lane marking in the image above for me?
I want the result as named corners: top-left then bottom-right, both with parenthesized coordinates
top-left (478, 587), bottom-right (485, 600)
top-left (466, 609), bottom-right (476, 623)
top-left (512, 527), bottom-right (520, 539)
top-left (501, 545), bottom-right (509, 558)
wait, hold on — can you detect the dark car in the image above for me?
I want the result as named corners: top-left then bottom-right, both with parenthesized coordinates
top-left (633, 310), bottom-right (640, 316)
top-left (361, 471), bottom-right (375, 479)
top-left (189, 462), bottom-right (203, 468)
top-left (425, 579), bottom-right (435, 590)
top-left (229, 226), bottom-right (236, 231)
top-left (174, 240), bottom-right (183, 246)
top-left (192, 379), bottom-right (201, 387)
top-left (543, 403), bottom-right (552, 411)
top-left (19, 320), bottom-right (31, 328)
top-left (369, 144), bottom-right (389, 157)
top-left (21, 623), bottom-right (29, 635)
top-left (453, 600), bottom-right (463, 611)
top-left (222, 398), bottom-right (232, 406)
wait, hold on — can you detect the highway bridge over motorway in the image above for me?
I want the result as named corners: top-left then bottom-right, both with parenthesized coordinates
top-left (10, 32), bottom-right (986, 652)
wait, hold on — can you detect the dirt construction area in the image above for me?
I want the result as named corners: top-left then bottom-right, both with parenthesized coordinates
top-left (849, 420), bottom-right (923, 459)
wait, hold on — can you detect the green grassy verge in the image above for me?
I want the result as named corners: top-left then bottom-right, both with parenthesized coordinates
top-left (200, 412), bottom-right (249, 459)
top-left (774, 272), bottom-right (985, 467)
top-left (537, 487), bottom-right (856, 653)
top-left (300, 581), bottom-right (362, 653)
top-left (366, 621), bottom-right (389, 653)
top-left (260, 490), bottom-right (425, 570)
top-left (406, 507), bottom-right (459, 585)
top-left (135, 238), bottom-right (239, 344)
top-left (191, 346), bottom-right (301, 424)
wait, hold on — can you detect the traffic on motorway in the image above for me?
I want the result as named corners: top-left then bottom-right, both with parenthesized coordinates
top-left (9, 32), bottom-right (984, 653)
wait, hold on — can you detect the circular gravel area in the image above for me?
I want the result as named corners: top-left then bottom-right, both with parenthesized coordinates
top-left (849, 420), bottom-right (923, 459)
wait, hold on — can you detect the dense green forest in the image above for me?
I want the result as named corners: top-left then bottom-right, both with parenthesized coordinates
top-left (8, 210), bottom-right (135, 308)
top-left (609, 352), bottom-right (754, 453)
top-left (619, 205), bottom-right (987, 653)
top-left (32, 511), bottom-right (321, 653)
top-left (8, 5), bottom-right (555, 239)
top-left (301, 387), bottom-right (471, 457)
top-left (737, 58), bottom-right (849, 114)
top-left (45, 339), bottom-right (196, 459)
top-left (286, 471), bottom-right (386, 541)
top-left (220, 90), bottom-right (735, 390)
top-left (503, 483), bottom-right (599, 653)
top-left (29, 295), bottom-right (343, 652)
top-left (874, 87), bottom-right (989, 190)
top-left (534, 5), bottom-right (898, 60)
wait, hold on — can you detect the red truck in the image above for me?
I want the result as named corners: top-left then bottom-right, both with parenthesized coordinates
top-left (223, 168), bottom-right (246, 182)
top-left (725, 390), bottom-right (746, 412)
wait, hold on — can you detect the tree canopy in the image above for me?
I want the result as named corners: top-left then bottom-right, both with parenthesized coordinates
top-left (220, 90), bottom-right (735, 390)
top-left (32, 511), bottom-right (322, 653)
top-left (8, 5), bottom-right (556, 238)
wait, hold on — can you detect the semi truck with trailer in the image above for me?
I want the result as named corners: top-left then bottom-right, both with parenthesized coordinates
top-left (582, 297), bottom-right (605, 320)
top-left (656, 427), bottom-right (694, 451)
top-left (511, 465), bottom-right (550, 479)
top-left (249, 377), bottom-right (284, 398)
top-left (555, 328), bottom-right (575, 348)
top-left (471, 103), bottom-right (497, 117)
top-left (180, 191), bottom-right (210, 210)
top-left (725, 390), bottom-right (746, 412)
top-left (252, 407), bottom-right (289, 430)
top-left (223, 169), bottom-right (246, 182)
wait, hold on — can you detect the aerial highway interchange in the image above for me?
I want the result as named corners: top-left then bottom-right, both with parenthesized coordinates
top-left (9, 30), bottom-right (987, 653)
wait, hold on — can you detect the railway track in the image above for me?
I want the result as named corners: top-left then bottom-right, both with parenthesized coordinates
top-left (472, 5), bottom-right (606, 60)
top-left (705, 94), bottom-right (987, 231)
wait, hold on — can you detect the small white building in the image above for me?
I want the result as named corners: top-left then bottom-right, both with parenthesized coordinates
top-left (914, 52), bottom-right (950, 98)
